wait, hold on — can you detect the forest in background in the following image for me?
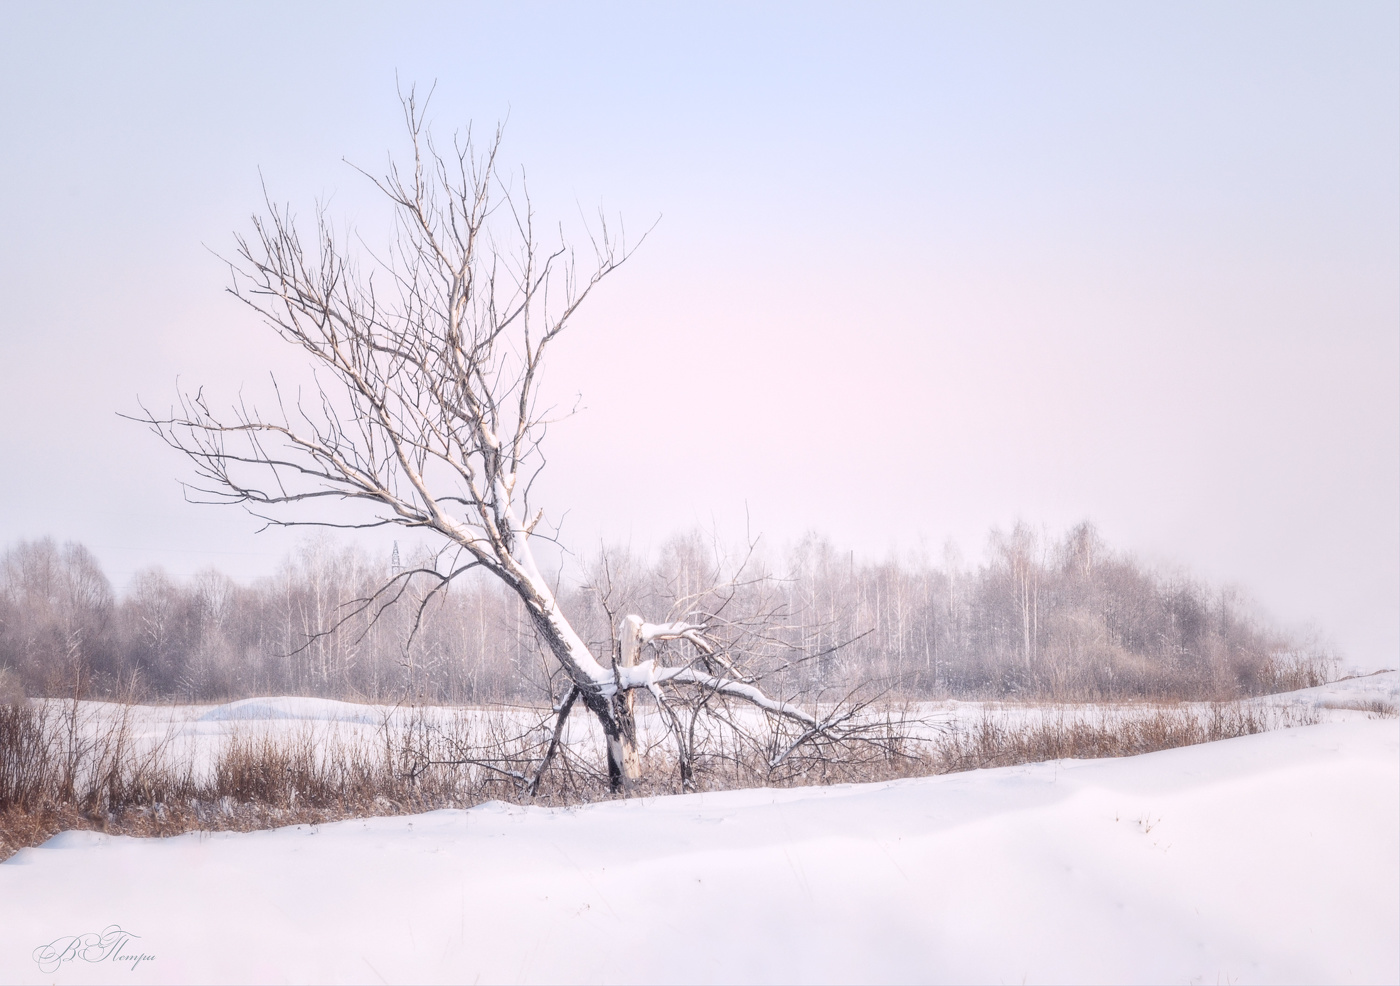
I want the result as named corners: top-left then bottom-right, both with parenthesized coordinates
top-left (0, 523), bottom-right (1333, 705)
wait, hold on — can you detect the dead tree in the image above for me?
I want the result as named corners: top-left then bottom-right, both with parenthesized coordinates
top-left (136, 90), bottom-right (859, 792)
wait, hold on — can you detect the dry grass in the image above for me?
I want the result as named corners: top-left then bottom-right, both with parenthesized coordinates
top-left (1318, 699), bottom-right (1398, 718)
top-left (927, 703), bottom-right (1320, 773)
top-left (0, 700), bottom-right (614, 861)
top-left (0, 695), bottom-right (1322, 861)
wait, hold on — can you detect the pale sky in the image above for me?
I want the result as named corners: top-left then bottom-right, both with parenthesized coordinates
top-left (1, 2), bottom-right (1396, 667)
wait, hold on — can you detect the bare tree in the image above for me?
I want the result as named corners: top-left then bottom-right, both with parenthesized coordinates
top-left (136, 90), bottom-right (846, 791)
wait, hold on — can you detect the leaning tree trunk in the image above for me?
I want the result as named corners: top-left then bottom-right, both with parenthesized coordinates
top-left (512, 571), bottom-right (643, 793)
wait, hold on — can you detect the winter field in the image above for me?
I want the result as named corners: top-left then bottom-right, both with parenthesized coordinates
top-left (15, 666), bottom-right (1399, 775)
top-left (0, 673), bottom-right (1395, 984)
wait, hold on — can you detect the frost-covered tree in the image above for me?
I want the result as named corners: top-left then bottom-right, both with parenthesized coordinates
top-left (136, 91), bottom-right (835, 791)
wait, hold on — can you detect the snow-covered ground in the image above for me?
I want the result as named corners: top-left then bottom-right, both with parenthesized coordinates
top-left (1264, 670), bottom-right (1400, 715)
top-left (41, 670), bottom-right (1400, 778)
top-left (2, 675), bottom-right (1396, 984)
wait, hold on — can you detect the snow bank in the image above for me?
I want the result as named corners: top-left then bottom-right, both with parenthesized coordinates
top-left (1260, 669), bottom-right (1399, 715)
top-left (2, 716), bottom-right (1395, 984)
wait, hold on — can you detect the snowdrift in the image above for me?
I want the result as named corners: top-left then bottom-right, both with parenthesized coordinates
top-left (196, 696), bottom-right (385, 724)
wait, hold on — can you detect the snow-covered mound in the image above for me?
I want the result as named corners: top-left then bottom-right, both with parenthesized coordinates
top-left (2, 717), bottom-right (1395, 984)
top-left (1260, 668), bottom-right (1398, 714)
top-left (197, 696), bottom-right (384, 724)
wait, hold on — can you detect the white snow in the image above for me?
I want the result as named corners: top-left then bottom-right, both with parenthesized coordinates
top-left (196, 696), bottom-right (385, 724)
top-left (637, 620), bottom-right (704, 642)
top-left (2, 684), bottom-right (1395, 984)
top-left (46, 671), bottom-right (1398, 783)
top-left (1258, 669), bottom-right (1399, 715)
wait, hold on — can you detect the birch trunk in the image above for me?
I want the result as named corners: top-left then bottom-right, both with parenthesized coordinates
top-left (609, 614), bottom-right (644, 790)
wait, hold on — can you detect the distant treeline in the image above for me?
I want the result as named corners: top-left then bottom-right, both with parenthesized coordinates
top-left (0, 524), bottom-right (1332, 704)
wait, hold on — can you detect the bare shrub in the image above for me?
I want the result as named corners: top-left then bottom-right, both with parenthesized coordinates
top-left (0, 699), bottom-right (193, 815)
top-left (0, 701), bottom-right (49, 810)
top-left (930, 702), bottom-right (1320, 773)
top-left (1260, 650), bottom-right (1337, 693)
top-left (0, 668), bottom-right (24, 705)
top-left (1318, 699), bottom-right (1398, 718)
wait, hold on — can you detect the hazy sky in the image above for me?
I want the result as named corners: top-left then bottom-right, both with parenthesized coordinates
top-left (1, 2), bottom-right (1396, 666)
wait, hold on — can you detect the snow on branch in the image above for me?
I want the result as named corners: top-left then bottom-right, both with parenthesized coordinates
top-left (638, 621), bottom-right (707, 644)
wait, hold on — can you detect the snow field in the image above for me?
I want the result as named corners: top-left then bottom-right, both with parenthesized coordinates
top-left (40, 671), bottom-right (1397, 784)
top-left (1, 698), bottom-right (1395, 984)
